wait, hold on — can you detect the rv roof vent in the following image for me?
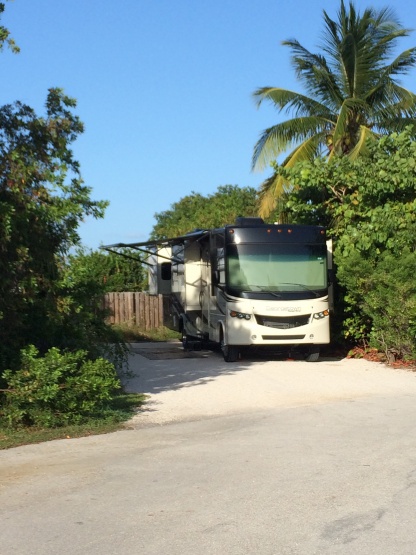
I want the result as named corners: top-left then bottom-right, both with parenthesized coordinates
top-left (235, 217), bottom-right (264, 226)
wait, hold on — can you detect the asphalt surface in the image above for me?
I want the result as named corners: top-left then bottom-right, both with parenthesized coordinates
top-left (1, 343), bottom-right (416, 554)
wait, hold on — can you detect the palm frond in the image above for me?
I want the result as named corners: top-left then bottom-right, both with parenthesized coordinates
top-left (253, 0), bottom-right (416, 191)
top-left (282, 39), bottom-right (343, 105)
top-left (347, 126), bottom-right (377, 160)
top-left (330, 97), bottom-right (368, 153)
top-left (321, 3), bottom-right (413, 100)
top-left (252, 115), bottom-right (332, 170)
top-left (257, 173), bottom-right (285, 219)
top-left (252, 87), bottom-right (331, 116)
top-left (376, 117), bottom-right (416, 135)
top-left (280, 133), bottom-right (325, 167)
top-left (368, 84), bottom-right (416, 123)
top-left (375, 48), bottom-right (416, 84)
top-left (258, 134), bottom-right (325, 218)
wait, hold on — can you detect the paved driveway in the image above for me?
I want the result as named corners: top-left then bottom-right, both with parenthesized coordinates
top-left (1, 343), bottom-right (416, 555)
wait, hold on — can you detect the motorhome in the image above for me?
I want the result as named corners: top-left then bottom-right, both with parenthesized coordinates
top-left (104, 218), bottom-right (331, 362)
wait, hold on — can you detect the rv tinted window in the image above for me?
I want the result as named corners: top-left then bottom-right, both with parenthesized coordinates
top-left (227, 243), bottom-right (327, 292)
top-left (161, 262), bottom-right (172, 280)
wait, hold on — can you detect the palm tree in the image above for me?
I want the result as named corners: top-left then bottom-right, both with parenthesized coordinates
top-left (253, 1), bottom-right (416, 217)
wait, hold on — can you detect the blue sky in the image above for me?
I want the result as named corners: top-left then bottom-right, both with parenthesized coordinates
top-left (2, 0), bottom-right (415, 248)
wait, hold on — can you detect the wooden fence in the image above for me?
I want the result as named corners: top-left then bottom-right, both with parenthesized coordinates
top-left (104, 292), bottom-right (164, 329)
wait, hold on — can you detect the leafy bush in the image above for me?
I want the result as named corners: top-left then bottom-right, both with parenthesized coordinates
top-left (50, 256), bottom-right (129, 372)
top-left (67, 248), bottom-right (146, 293)
top-left (1, 345), bottom-right (121, 428)
top-left (361, 253), bottom-right (416, 360)
top-left (0, 88), bottom-right (109, 372)
top-left (271, 129), bottom-right (416, 360)
top-left (334, 251), bottom-right (416, 360)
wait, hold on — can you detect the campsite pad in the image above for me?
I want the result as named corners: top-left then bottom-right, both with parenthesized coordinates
top-left (129, 341), bottom-right (215, 360)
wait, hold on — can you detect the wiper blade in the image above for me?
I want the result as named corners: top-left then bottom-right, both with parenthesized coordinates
top-left (259, 290), bottom-right (282, 298)
top-left (280, 283), bottom-right (321, 297)
top-left (242, 286), bottom-right (282, 298)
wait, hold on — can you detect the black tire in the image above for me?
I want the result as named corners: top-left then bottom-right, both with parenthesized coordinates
top-left (305, 347), bottom-right (320, 362)
top-left (182, 329), bottom-right (191, 351)
top-left (222, 344), bottom-right (240, 363)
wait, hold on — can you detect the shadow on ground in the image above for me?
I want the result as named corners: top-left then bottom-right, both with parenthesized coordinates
top-left (123, 341), bottom-right (347, 396)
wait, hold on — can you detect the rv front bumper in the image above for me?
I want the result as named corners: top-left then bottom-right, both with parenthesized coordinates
top-left (225, 303), bottom-right (330, 346)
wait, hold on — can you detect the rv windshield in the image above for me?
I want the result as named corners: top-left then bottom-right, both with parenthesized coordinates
top-left (226, 243), bottom-right (328, 299)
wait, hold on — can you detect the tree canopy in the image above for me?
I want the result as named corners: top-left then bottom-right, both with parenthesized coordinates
top-left (0, 2), bottom-right (19, 54)
top-left (0, 2), bottom-right (138, 430)
top-left (253, 1), bottom-right (416, 217)
top-left (0, 88), bottom-right (109, 369)
top-left (276, 127), bottom-right (416, 358)
top-left (150, 184), bottom-right (259, 239)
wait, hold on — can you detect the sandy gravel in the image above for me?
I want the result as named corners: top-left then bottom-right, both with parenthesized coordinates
top-left (124, 342), bottom-right (416, 427)
top-left (2, 342), bottom-right (416, 555)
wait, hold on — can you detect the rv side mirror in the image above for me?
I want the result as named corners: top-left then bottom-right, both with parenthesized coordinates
top-left (212, 270), bottom-right (224, 291)
top-left (327, 269), bottom-right (335, 285)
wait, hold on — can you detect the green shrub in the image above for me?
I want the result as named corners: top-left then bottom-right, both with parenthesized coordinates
top-left (364, 254), bottom-right (416, 360)
top-left (337, 251), bottom-right (416, 361)
top-left (1, 345), bottom-right (121, 428)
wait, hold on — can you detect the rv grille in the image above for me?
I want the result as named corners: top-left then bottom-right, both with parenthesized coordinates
top-left (262, 335), bottom-right (306, 340)
top-left (255, 314), bottom-right (311, 329)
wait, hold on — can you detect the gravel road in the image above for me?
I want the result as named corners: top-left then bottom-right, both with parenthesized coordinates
top-left (125, 341), bottom-right (415, 427)
top-left (2, 342), bottom-right (416, 555)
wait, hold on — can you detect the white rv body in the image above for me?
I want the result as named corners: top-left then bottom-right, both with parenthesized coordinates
top-left (145, 220), bottom-right (331, 362)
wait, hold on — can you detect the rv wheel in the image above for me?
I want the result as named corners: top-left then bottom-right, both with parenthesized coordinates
top-left (182, 330), bottom-right (191, 351)
top-left (222, 344), bottom-right (240, 363)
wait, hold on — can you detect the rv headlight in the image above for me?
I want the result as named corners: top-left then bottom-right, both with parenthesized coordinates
top-left (230, 310), bottom-right (251, 320)
top-left (313, 310), bottom-right (329, 320)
